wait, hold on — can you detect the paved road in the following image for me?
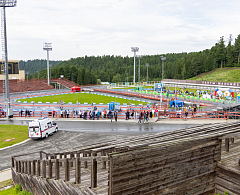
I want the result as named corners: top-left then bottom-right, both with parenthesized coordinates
top-left (0, 119), bottom-right (196, 171)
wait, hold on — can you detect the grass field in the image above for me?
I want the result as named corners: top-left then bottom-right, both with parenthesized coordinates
top-left (0, 125), bottom-right (28, 149)
top-left (18, 93), bottom-right (148, 105)
top-left (189, 67), bottom-right (240, 82)
top-left (0, 183), bottom-right (32, 195)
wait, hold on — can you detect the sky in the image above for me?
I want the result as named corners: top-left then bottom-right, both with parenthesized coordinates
top-left (2, 0), bottom-right (240, 61)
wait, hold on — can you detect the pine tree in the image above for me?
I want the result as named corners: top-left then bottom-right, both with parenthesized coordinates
top-left (77, 68), bottom-right (82, 85)
top-left (215, 36), bottom-right (226, 68)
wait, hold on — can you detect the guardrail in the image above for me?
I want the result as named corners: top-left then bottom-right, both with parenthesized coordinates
top-left (168, 111), bottom-right (240, 120)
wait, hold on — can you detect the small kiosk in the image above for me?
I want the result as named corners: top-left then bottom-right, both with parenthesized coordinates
top-left (71, 86), bottom-right (81, 92)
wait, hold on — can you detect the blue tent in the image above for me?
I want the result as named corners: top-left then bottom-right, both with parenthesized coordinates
top-left (170, 100), bottom-right (184, 107)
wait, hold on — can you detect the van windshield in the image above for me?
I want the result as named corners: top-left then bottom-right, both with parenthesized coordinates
top-left (29, 127), bottom-right (39, 132)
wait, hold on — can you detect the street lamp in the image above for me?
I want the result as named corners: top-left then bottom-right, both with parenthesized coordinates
top-left (136, 55), bottom-right (142, 83)
top-left (145, 63), bottom-right (150, 82)
top-left (43, 42), bottom-right (52, 85)
top-left (0, 0), bottom-right (17, 119)
top-left (131, 47), bottom-right (139, 85)
top-left (161, 56), bottom-right (166, 80)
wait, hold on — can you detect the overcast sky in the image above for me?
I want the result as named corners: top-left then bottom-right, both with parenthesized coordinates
top-left (2, 0), bottom-right (240, 61)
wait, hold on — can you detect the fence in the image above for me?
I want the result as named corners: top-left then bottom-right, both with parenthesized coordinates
top-left (11, 121), bottom-right (240, 194)
top-left (168, 111), bottom-right (240, 120)
top-left (12, 148), bottom-right (110, 193)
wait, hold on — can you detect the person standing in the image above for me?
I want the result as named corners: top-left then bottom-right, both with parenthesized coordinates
top-left (20, 109), bottom-right (23, 117)
top-left (61, 110), bottom-right (63, 118)
top-left (53, 110), bottom-right (55, 118)
top-left (114, 111), bottom-right (118, 122)
top-left (92, 110), bottom-right (95, 120)
top-left (138, 113), bottom-right (141, 124)
top-left (109, 110), bottom-right (112, 122)
top-left (97, 110), bottom-right (100, 120)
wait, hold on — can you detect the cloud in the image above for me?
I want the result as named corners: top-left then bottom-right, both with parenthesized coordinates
top-left (1, 0), bottom-right (240, 60)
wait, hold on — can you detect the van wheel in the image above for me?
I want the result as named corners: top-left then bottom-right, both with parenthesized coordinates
top-left (45, 133), bottom-right (48, 138)
top-left (55, 128), bottom-right (58, 132)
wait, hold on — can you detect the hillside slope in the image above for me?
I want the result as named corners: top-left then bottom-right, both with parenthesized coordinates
top-left (189, 67), bottom-right (240, 83)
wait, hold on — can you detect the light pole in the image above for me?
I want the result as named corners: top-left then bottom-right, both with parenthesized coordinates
top-left (0, 0), bottom-right (17, 119)
top-left (136, 55), bottom-right (142, 83)
top-left (49, 64), bottom-right (52, 80)
top-left (145, 63), bottom-right (150, 82)
top-left (161, 56), bottom-right (166, 80)
top-left (43, 42), bottom-right (52, 85)
top-left (131, 47), bottom-right (139, 85)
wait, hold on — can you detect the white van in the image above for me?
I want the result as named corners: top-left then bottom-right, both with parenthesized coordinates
top-left (28, 118), bottom-right (58, 139)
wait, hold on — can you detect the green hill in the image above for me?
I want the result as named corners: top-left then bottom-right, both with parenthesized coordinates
top-left (189, 67), bottom-right (240, 83)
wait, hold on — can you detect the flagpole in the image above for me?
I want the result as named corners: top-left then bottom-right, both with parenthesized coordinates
top-left (175, 85), bottom-right (176, 112)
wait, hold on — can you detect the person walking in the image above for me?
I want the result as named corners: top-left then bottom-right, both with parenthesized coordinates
top-left (20, 109), bottom-right (23, 117)
top-left (138, 113), bottom-right (141, 124)
top-left (61, 110), bottom-right (63, 118)
top-left (92, 110), bottom-right (95, 120)
top-left (114, 111), bottom-right (118, 122)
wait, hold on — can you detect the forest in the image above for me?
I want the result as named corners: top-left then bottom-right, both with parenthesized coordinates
top-left (25, 34), bottom-right (240, 85)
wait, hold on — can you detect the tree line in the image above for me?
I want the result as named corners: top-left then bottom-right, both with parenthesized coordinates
top-left (25, 34), bottom-right (240, 84)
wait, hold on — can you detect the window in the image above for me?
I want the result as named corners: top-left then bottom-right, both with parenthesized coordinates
top-left (29, 127), bottom-right (39, 132)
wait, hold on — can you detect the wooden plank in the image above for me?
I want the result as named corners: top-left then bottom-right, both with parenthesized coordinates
top-left (75, 157), bottom-right (81, 184)
top-left (36, 160), bottom-right (40, 176)
top-left (28, 161), bottom-right (31, 175)
top-left (225, 138), bottom-right (230, 152)
top-left (32, 161), bottom-right (35, 175)
top-left (42, 160), bottom-right (46, 178)
top-left (55, 159), bottom-right (60, 180)
top-left (65, 158), bottom-right (69, 181)
top-left (48, 159), bottom-right (52, 179)
top-left (112, 155), bottom-right (216, 184)
top-left (112, 162), bottom-right (215, 192)
top-left (91, 157), bottom-right (97, 188)
top-left (215, 184), bottom-right (239, 195)
top-left (215, 177), bottom-right (240, 194)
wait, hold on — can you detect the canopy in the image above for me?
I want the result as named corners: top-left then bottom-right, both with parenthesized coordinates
top-left (71, 86), bottom-right (81, 92)
top-left (170, 100), bottom-right (184, 107)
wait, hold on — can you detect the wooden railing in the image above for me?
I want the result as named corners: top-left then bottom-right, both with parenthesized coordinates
top-left (12, 150), bottom-right (109, 189)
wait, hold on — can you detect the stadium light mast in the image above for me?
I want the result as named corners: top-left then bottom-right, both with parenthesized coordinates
top-left (136, 55), bottom-right (142, 83)
top-left (131, 47), bottom-right (139, 85)
top-left (0, 0), bottom-right (17, 119)
top-left (161, 56), bottom-right (166, 80)
top-left (43, 42), bottom-right (52, 85)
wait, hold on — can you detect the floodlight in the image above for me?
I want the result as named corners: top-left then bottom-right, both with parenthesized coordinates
top-left (131, 47), bottom-right (139, 84)
top-left (0, 0), bottom-right (17, 118)
top-left (43, 42), bottom-right (52, 85)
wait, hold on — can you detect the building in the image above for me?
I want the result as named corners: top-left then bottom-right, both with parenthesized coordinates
top-left (0, 60), bottom-right (25, 80)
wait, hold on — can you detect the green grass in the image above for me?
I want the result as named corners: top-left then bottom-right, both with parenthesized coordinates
top-left (18, 93), bottom-right (148, 105)
top-left (0, 125), bottom-right (28, 149)
top-left (112, 86), bottom-right (154, 90)
top-left (189, 67), bottom-right (240, 82)
top-left (0, 184), bottom-right (32, 195)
